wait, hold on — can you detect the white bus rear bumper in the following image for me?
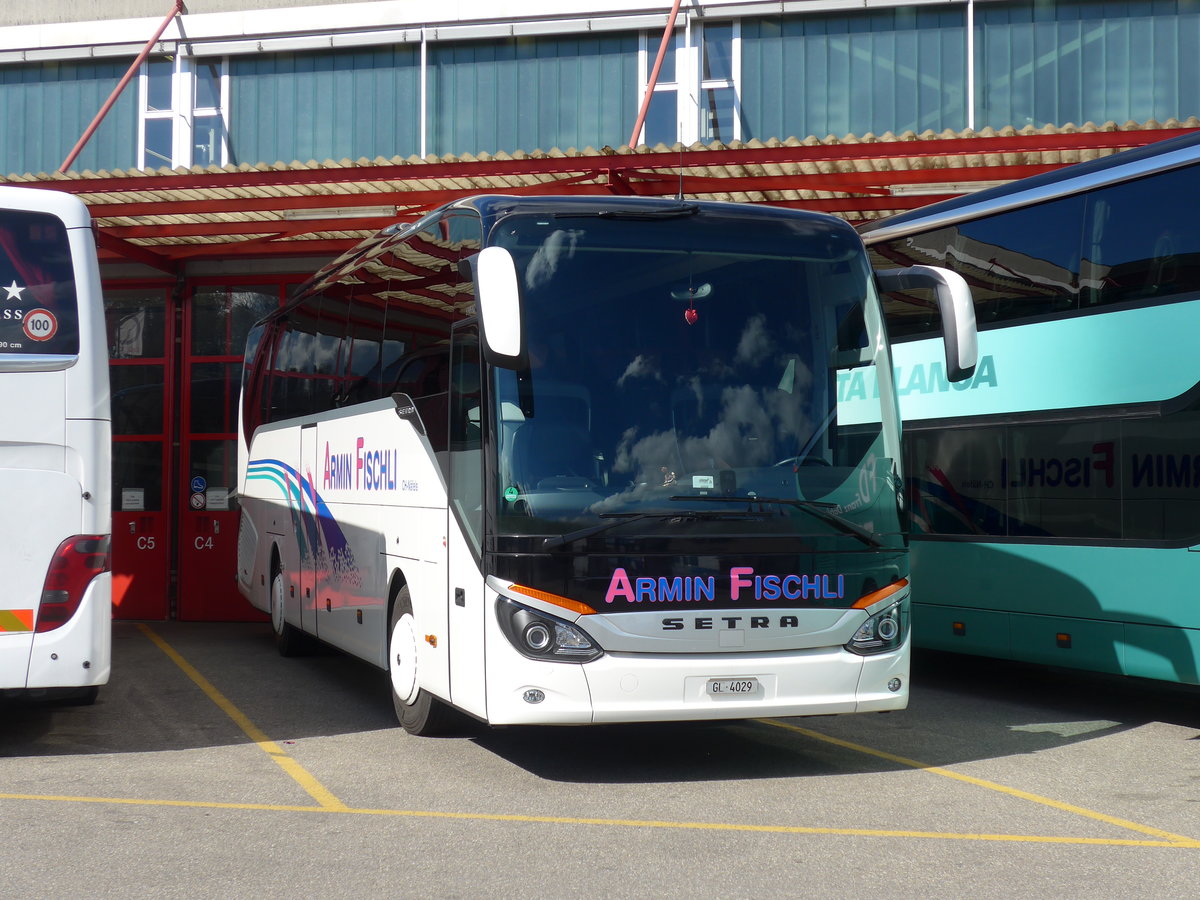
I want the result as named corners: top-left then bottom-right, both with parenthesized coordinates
top-left (26, 574), bottom-right (111, 689)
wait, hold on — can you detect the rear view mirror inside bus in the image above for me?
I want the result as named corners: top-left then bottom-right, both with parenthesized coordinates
top-left (473, 246), bottom-right (524, 367)
top-left (876, 265), bottom-right (978, 381)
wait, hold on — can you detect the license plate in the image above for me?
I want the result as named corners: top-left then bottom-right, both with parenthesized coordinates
top-left (707, 677), bottom-right (759, 697)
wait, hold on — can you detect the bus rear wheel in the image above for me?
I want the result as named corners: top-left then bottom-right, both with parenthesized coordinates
top-left (388, 585), bottom-right (454, 736)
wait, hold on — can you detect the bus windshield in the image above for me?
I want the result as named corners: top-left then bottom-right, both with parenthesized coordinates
top-left (491, 209), bottom-right (902, 550)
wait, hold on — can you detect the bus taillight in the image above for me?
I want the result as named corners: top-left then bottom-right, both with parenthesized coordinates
top-left (36, 535), bottom-right (111, 633)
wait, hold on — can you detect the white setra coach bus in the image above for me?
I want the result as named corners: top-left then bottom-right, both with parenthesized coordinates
top-left (0, 185), bottom-right (112, 702)
top-left (236, 195), bottom-right (974, 734)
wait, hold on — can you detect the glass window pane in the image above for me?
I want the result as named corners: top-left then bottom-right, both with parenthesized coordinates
top-left (1080, 166), bottom-right (1200, 309)
top-left (449, 325), bottom-right (482, 549)
top-left (190, 362), bottom-right (240, 435)
top-left (113, 441), bottom-right (164, 511)
top-left (191, 286), bottom-right (278, 356)
top-left (194, 60), bottom-right (221, 109)
top-left (703, 23), bottom-right (734, 81)
top-left (644, 90), bottom-right (677, 146)
top-left (343, 294), bottom-right (385, 404)
top-left (649, 31), bottom-right (679, 84)
top-left (1006, 422), bottom-right (1121, 540)
top-left (0, 209), bottom-right (80, 357)
top-left (188, 439), bottom-right (237, 495)
top-left (192, 115), bottom-right (225, 168)
top-left (1122, 406), bottom-right (1200, 542)
top-left (111, 364), bottom-right (165, 436)
top-left (145, 118), bottom-right (173, 167)
top-left (908, 428), bottom-right (1007, 536)
top-left (699, 87), bottom-right (735, 143)
top-left (873, 193), bottom-right (1087, 338)
top-left (146, 57), bottom-right (173, 111)
top-left (105, 289), bottom-right (166, 359)
top-left (230, 288), bottom-right (280, 352)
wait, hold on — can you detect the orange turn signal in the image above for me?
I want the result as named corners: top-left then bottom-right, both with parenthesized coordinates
top-left (509, 584), bottom-right (594, 616)
top-left (851, 578), bottom-right (910, 610)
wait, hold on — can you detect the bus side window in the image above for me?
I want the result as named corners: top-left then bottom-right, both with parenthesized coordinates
top-left (391, 347), bottom-right (450, 452)
top-left (448, 322), bottom-right (482, 549)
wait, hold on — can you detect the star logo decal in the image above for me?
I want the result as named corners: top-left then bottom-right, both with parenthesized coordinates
top-left (3, 280), bottom-right (24, 302)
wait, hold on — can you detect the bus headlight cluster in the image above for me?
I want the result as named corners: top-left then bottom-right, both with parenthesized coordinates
top-left (845, 597), bottom-right (909, 656)
top-left (496, 596), bottom-right (603, 663)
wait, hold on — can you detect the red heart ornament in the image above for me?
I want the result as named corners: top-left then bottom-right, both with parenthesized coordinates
top-left (684, 307), bottom-right (698, 325)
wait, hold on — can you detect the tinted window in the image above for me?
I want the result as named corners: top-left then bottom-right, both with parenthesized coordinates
top-left (0, 208), bottom-right (80, 356)
top-left (907, 398), bottom-right (1200, 543)
top-left (873, 164), bottom-right (1200, 338)
top-left (254, 210), bottom-right (482, 426)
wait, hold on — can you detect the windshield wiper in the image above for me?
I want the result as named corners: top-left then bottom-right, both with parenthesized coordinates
top-left (542, 506), bottom-right (753, 551)
top-left (669, 495), bottom-right (884, 547)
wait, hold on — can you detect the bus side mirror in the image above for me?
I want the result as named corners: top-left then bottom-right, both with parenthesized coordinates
top-left (472, 246), bottom-right (523, 368)
top-left (876, 265), bottom-right (977, 382)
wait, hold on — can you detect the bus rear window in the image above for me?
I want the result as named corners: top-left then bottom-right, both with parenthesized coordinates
top-left (0, 208), bottom-right (80, 356)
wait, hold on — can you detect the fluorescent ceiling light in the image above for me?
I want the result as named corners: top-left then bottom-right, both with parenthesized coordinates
top-left (283, 205), bottom-right (398, 221)
top-left (889, 181), bottom-right (1008, 197)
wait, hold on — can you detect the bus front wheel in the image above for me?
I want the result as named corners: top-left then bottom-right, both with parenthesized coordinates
top-left (388, 586), bottom-right (454, 736)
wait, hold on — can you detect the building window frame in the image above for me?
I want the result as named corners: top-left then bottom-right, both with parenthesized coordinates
top-left (637, 18), bottom-right (741, 147)
top-left (138, 55), bottom-right (230, 170)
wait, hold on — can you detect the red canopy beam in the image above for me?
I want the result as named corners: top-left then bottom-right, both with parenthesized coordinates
top-left (83, 162), bottom-right (1062, 220)
top-left (95, 229), bottom-right (179, 274)
top-left (59, 1), bottom-right (185, 173)
top-left (45, 126), bottom-right (1195, 194)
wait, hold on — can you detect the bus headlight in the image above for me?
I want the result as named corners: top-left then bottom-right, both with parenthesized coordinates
top-left (496, 596), bottom-right (603, 663)
top-left (845, 597), bottom-right (909, 656)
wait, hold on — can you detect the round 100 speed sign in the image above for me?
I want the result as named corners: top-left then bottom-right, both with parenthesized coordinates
top-left (22, 308), bottom-right (58, 342)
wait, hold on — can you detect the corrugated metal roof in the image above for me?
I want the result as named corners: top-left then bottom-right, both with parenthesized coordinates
top-left (3, 118), bottom-right (1196, 273)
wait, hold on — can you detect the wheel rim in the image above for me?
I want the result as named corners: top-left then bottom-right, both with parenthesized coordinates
top-left (271, 575), bottom-right (285, 636)
top-left (389, 612), bottom-right (419, 704)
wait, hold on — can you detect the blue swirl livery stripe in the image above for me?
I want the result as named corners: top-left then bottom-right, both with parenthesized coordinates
top-left (247, 457), bottom-right (353, 563)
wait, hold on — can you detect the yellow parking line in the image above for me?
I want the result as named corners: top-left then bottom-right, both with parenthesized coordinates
top-left (137, 624), bottom-right (348, 812)
top-left (118, 624), bottom-right (1194, 847)
top-left (758, 718), bottom-right (1196, 845)
top-left (1, 791), bottom-right (1198, 847)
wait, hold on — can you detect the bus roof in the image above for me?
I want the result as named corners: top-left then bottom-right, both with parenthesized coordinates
top-left (0, 184), bottom-right (92, 230)
top-left (860, 130), bottom-right (1200, 242)
top-left (443, 193), bottom-right (851, 225)
top-left (292, 194), bottom-right (857, 305)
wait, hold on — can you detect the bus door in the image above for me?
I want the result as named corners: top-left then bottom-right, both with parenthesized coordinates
top-left (107, 287), bottom-right (173, 620)
top-left (299, 423), bottom-right (319, 636)
top-left (178, 285), bottom-right (278, 621)
top-left (446, 322), bottom-right (487, 717)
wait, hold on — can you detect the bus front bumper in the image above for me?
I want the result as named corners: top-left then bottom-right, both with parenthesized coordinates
top-left (485, 640), bottom-right (909, 726)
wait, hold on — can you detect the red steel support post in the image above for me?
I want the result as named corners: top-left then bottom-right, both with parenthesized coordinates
top-left (59, 1), bottom-right (185, 173)
top-left (627, 0), bottom-right (684, 150)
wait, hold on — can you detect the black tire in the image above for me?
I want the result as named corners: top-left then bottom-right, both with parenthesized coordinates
top-left (270, 569), bottom-right (310, 657)
top-left (388, 585), bottom-right (454, 736)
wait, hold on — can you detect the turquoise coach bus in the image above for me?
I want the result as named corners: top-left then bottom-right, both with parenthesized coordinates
top-left (860, 131), bottom-right (1200, 686)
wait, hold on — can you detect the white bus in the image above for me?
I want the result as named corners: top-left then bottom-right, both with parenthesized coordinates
top-left (237, 195), bottom-right (974, 734)
top-left (0, 186), bottom-right (112, 702)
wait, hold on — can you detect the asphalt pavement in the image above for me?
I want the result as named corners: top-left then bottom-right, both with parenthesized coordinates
top-left (2, 621), bottom-right (1198, 898)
